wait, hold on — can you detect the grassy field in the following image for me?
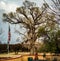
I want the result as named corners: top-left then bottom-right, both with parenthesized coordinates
top-left (0, 52), bottom-right (60, 61)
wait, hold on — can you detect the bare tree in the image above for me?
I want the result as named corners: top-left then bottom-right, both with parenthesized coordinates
top-left (3, 0), bottom-right (58, 54)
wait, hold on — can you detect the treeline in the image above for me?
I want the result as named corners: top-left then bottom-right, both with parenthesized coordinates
top-left (0, 44), bottom-right (30, 54)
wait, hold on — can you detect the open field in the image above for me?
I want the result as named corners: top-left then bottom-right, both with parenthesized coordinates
top-left (0, 52), bottom-right (60, 61)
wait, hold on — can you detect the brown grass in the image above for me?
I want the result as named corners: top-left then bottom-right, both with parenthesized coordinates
top-left (0, 52), bottom-right (60, 61)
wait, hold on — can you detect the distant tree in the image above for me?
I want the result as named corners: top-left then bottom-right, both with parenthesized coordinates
top-left (14, 45), bottom-right (20, 54)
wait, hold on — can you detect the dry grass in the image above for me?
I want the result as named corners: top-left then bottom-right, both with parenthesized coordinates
top-left (0, 52), bottom-right (21, 58)
top-left (0, 52), bottom-right (60, 61)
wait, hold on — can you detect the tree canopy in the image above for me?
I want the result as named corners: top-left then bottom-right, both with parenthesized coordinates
top-left (3, 0), bottom-right (60, 54)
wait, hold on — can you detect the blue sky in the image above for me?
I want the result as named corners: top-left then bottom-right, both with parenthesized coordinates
top-left (0, 0), bottom-right (52, 44)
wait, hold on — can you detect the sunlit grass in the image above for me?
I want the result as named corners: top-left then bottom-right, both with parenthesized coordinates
top-left (0, 52), bottom-right (60, 61)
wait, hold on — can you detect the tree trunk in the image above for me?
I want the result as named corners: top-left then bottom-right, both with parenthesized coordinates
top-left (30, 42), bottom-right (38, 55)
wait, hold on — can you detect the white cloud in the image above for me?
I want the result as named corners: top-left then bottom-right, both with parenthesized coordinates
top-left (0, 1), bottom-right (19, 13)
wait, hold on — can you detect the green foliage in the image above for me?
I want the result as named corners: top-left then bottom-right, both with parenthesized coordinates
top-left (37, 12), bottom-right (60, 53)
top-left (38, 29), bottom-right (60, 53)
top-left (38, 26), bottom-right (46, 37)
top-left (38, 41), bottom-right (57, 53)
top-left (56, 30), bottom-right (60, 37)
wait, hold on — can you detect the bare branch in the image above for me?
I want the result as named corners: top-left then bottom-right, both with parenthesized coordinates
top-left (29, 8), bottom-right (34, 20)
top-left (34, 7), bottom-right (46, 22)
top-left (15, 29), bottom-right (28, 39)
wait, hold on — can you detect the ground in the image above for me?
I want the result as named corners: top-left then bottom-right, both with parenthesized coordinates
top-left (0, 52), bottom-right (60, 61)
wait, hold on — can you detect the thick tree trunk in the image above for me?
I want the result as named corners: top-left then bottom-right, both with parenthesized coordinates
top-left (30, 42), bottom-right (38, 55)
top-left (30, 47), bottom-right (35, 55)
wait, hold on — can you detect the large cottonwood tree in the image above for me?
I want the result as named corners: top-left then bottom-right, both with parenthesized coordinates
top-left (3, 0), bottom-right (58, 54)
